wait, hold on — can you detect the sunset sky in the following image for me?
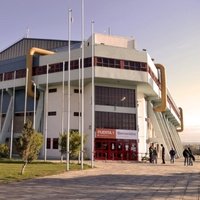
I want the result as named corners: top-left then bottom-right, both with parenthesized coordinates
top-left (1, 0), bottom-right (200, 142)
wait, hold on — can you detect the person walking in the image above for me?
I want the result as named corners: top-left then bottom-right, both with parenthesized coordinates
top-left (161, 144), bottom-right (165, 164)
top-left (169, 148), bottom-right (176, 163)
top-left (188, 147), bottom-right (195, 166)
top-left (152, 147), bottom-right (158, 164)
top-left (149, 144), bottom-right (154, 163)
top-left (183, 148), bottom-right (189, 166)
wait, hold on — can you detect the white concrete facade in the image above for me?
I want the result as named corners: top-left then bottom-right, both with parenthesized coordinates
top-left (0, 33), bottom-right (183, 161)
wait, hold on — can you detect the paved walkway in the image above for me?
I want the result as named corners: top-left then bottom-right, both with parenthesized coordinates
top-left (0, 158), bottom-right (200, 200)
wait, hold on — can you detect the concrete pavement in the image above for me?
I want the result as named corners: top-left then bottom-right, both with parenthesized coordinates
top-left (0, 158), bottom-right (200, 200)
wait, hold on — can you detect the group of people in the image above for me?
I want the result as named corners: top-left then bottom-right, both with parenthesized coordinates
top-left (149, 145), bottom-right (158, 164)
top-left (149, 144), bottom-right (195, 165)
top-left (149, 144), bottom-right (166, 164)
top-left (183, 147), bottom-right (195, 166)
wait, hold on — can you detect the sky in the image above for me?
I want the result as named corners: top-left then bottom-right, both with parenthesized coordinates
top-left (0, 0), bottom-right (200, 142)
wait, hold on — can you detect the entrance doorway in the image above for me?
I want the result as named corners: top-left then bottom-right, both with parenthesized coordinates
top-left (95, 138), bottom-right (138, 161)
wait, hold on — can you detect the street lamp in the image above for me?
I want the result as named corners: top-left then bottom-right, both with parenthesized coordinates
top-left (44, 64), bottom-right (50, 161)
top-left (24, 68), bottom-right (29, 124)
top-left (10, 71), bottom-right (16, 159)
top-left (32, 80), bottom-right (36, 130)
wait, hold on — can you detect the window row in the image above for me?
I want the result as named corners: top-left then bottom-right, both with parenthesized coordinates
top-left (46, 130), bottom-right (79, 150)
top-left (2, 112), bottom-right (33, 117)
top-left (48, 88), bottom-right (82, 94)
top-left (0, 57), bottom-right (148, 82)
top-left (0, 58), bottom-right (92, 81)
top-left (96, 57), bottom-right (147, 71)
top-left (96, 57), bottom-right (120, 68)
top-left (95, 86), bottom-right (136, 107)
top-left (95, 111), bottom-right (136, 130)
top-left (48, 111), bottom-right (82, 116)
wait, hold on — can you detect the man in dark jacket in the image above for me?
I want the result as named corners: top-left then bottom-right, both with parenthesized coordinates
top-left (169, 148), bottom-right (176, 163)
top-left (188, 147), bottom-right (195, 166)
top-left (183, 148), bottom-right (189, 166)
top-left (161, 144), bottom-right (165, 164)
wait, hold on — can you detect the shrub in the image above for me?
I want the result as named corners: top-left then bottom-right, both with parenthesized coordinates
top-left (0, 144), bottom-right (9, 158)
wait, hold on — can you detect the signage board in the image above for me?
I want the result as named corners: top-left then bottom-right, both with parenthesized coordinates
top-left (96, 128), bottom-right (138, 140)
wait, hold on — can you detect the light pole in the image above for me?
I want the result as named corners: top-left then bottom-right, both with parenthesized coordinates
top-left (10, 71), bottom-right (16, 159)
top-left (24, 68), bottom-right (29, 124)
top-left (32, 80), bottom-right (36, 130)
top-left (44, 64), bottom-right (49, 161)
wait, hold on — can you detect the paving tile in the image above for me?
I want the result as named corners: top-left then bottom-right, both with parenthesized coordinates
top-left (1, 158), bottom-right (200, 199)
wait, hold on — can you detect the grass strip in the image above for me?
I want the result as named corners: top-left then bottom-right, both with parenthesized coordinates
top-left (0, 159), bottom-right (90, 183)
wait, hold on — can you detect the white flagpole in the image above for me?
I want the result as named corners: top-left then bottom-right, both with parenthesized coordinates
top-left (91, 20), bottom-right (95, 168)
top-left (10, 71), bottom-right (16, 159)
top-left (0, 73), bottom-right (4, 131)
top-left (78, 58), bottom-right (81, 134)
top-left (61, 61), bottom-right (65, 135)
top-left (81, 0), bottom-right (85, 170)
top-left (24, 68), bottom-right (28, 124)
top-left (78, 57), bottom-right (81, 164)
top-left (66, 8), bottom-right (72, 171)
top-left (44, 64), bottom-right (49, 161)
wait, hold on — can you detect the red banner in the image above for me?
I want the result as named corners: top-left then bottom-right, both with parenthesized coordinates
top-left (96, 128), bottom-right (116, 139)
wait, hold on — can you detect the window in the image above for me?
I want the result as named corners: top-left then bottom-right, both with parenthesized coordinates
top-left (95, 86), bottom-right (136, 107)
top-left (48, 111), bottom-right (56, 116)
top-left (53, 138), bottom-right (59, 149)
top-left (16, 69), bottom-right (26, 78)
top-left (49, 63), bottom-right (63, 73)
top-left (0, 74), bottom-right (3, 81)
top-left (49, 88), bottom-right (57, 93)
top-left (74, 89), bottom-right (82, 93)
top-left (74, 112), bottom-right (81, 116)
top-left (71, 60), bottom-right (79, 70)
top-left (84, 57), bottom-right (92, 68)
top-left (47, 138), bottom-right (51, 149)
top-left (4, 72), bottom-right (13, 80)
top-left (95, 111), bottom-right (136, 130)
top-left (33, 65), bottom-right (46, 76)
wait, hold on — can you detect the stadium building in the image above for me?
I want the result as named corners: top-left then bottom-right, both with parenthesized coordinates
top-left (0, 33), bottom-right (183, 161)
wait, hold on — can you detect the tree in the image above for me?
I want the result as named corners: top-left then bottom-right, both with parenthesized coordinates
top-left (16, 120), bottom-right (43, 175)
top-left (59, 130), bottom-right (85, 160)
top-left (0, 144), bottom-right (9, 158)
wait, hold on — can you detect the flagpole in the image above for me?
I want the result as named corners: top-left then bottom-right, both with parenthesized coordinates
top-left (10, 71), bottom-right (16, 159)
top-left (78, 58), bottom-right (81, 134)
top-left (78, 57), bottom-right (81, 164)
top-left (81, 0), bottom-right (85, 170)
top-left (91, 20), bottom-right (95, 168)
top-left (0, 73), bottom-right (4, 131)
top-left (66, 8), bottom-right (72, 171)
top-left (61, 61), bottom-right (65, 135)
